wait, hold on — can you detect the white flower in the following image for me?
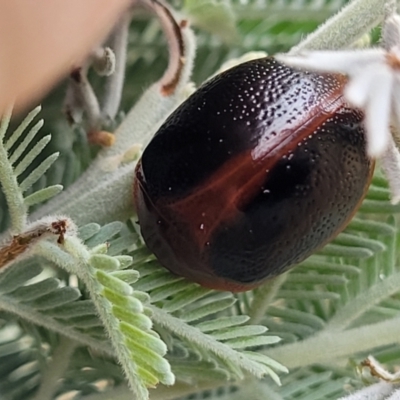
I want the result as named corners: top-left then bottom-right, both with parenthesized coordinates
top-left (276, 48), bottom-right (398, 157)
top-left (276, 14), bottom-right (400, 203)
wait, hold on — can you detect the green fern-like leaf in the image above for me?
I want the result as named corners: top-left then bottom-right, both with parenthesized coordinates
top-left (0, 107), bottom-right (62, 233)
top-left (0, 221), bottom-right (174, 400)
top-left (129, 260), bottom-right (288, 385)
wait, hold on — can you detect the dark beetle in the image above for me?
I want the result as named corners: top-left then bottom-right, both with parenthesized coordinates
top-left (134, 57), bottom-right (374, 292)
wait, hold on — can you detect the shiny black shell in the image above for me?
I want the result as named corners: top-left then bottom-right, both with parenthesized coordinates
top-left (134, 57), bottom-right (373, 292)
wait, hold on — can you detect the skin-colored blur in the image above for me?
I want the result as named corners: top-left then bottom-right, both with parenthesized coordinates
top-left (0, 0), bottom-right (130, 114)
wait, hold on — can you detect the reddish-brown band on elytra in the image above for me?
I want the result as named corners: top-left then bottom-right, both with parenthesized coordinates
top-left (134, 57), bottom-right (374, 292)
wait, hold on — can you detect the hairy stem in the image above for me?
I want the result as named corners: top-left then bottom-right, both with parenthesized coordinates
top-left (266, 316), bottom-right (400, 369)
top-left (58, 235), bottom-right (149, 400)
top-left (291, 0), bottom-right (386, 53)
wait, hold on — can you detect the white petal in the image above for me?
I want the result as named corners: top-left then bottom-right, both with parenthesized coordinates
top-left (276, 49), bottom-right (385, 75)
top-left (363, 69), bottom-right (393, 157)
top-left (391, 78), bottom-right (400, 131)
top-left (380, 137), bottom-right (400, 204)
top-left (344, 67), bottom-right (377, 108)
top-left (387, 388), bottom-right (400, 400)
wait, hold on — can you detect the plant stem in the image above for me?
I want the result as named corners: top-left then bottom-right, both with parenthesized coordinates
top-left (247, 273), bottom-right (288, 325)
top-left (291, 0), bottom-right (386, 53)
top-left (31, 337), bottom-right (77, 400)
top-left (101, 14), bottom-right (131, 121)
top-left (31, 162), bottom-right (136, 226)
top-left (266, 316), bottom-right (400, 369)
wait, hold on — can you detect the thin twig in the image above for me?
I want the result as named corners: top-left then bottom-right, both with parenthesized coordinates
top-left (141, 0), bottom-right (187, 95)
top-left (101, 14), bottom-right (132, 121)
top-left (68, 67), bottom-right (102, 131)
